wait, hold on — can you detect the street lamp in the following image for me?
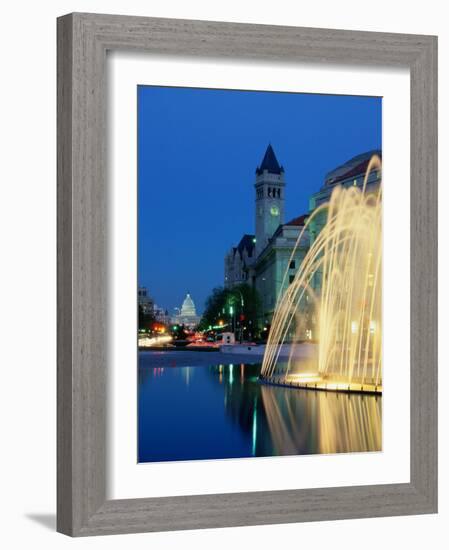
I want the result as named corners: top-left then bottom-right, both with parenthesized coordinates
top-left (229, 304), bottom-right (234, 334)
top-left (232, 289), bottom-right (245, 343)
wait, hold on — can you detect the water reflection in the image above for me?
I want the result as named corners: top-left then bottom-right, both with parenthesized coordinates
top-left (138, 358), bottom-right (381, 463)
top-left (259, 384), bottom-right (381, 455)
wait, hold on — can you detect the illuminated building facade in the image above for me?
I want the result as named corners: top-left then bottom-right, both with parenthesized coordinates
top-left (173, 293), bottom-right (201, 328)
top-left (224, 146), bottom-right (381, 333)
top-left (253, 215), bottom-right (309, 325)
top-left (153, 305), bottom-right (171, 325)
top-left (138, 286), bottom-right (154, 316)
top-left (308, 150), bottom-right (382, 294)
top-left (224, 145), bottom-right (309, 326)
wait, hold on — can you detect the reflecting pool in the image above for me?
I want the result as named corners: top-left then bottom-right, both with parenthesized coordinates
top-left (138, 351), bottom-right (381, 463)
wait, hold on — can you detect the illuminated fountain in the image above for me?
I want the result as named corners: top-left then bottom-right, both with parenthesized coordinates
top-left (260, 156), bottom-right (382, 393)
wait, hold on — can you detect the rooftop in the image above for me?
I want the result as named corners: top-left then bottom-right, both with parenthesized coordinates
top-left (268, 214), bottom-right (309, 243)
top-left (325, 150), bottom-right (381, 186)
top-left (284, 214), bottom-right (309, 227)
top-left (256, 144), bottom-right (284, 176)
top-left (234, 234), bottom-right (256, 257)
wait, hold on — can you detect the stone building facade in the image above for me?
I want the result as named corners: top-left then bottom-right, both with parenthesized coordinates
top-left (224, 145), bottom-right (381, 333)
top-left (138, 286), bottom-right (154, 316)
top-left (173, 293), bottom-right (201, 329)
top-left (224, 144), bottom-right (309, 327)
top-left (224, 234), bottom-right (256, 288)
top-left (308, 150), bottom-right (382, 295)
top-left (254, 215), bottom-right (309, 325)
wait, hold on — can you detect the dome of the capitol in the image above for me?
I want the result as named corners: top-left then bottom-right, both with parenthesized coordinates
top-left (174, 293), bottom-right (201, 329)
top-left (180, 293), bottom-right (197, 316)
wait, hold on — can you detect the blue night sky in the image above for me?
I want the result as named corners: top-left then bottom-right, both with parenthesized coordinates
top-left (138, 86), bottom-right (381, 315)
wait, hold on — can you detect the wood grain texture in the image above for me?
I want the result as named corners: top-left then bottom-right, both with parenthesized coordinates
top-left (57, 12), bottom-right (438, 536)
top-left (57, 13), bottom-right (74, 536)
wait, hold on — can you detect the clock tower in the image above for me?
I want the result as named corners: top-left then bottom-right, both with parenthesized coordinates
top-left (254, 144), bottom-right (286, 256)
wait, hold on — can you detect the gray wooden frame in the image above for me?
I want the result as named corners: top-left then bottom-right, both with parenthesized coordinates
top-left (57, 12), bottom-right (438, 537)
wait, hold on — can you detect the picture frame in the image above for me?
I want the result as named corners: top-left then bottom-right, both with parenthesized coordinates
top-left (57, 12), bottom-right (438, 536)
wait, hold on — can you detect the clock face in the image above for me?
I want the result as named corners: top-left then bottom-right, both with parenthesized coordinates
top-left (270, 205), bottom-right (280, 217)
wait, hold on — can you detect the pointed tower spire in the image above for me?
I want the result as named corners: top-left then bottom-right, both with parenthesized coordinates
top-left (256, 144), bottom-right (284, 175)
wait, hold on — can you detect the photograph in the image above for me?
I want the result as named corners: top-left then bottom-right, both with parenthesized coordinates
top-left (137, 85), bottom-right (382, 463)
top-left (0, 1), bottom-right (440, 544)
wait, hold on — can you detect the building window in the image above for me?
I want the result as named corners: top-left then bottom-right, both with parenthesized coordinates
top-left (268, 187), bottom-right (272, 197)
top-left (289, 275), bottom-right (295, 284)
top-left (289, 260), bottom-right (295, 269)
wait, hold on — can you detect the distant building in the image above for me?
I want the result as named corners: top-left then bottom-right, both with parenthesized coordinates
top-left (138, 287), bottom-right (171, 325)
top-left (138, 286), bottom-right (154, 316)
top-left (173, 293), bottom-right (201, 329)
top-left (153, 305), bottom-right (171, 325)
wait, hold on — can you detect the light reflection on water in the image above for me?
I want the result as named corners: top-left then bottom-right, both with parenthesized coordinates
top-left (138, 361), bottom-right (381, 463)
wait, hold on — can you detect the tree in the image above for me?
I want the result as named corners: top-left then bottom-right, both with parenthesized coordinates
top-left (170, 323), bottom-right (189, 341)
top-left (198, 284), bottom-right (261, 340)
top-left (229, 283), bottom-right (261, 341)
top-left (197, 287), bottom-right (229, 331)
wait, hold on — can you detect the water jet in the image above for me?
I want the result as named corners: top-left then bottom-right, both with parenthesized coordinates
top-left (261, 156), bottom-right (382, 394)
